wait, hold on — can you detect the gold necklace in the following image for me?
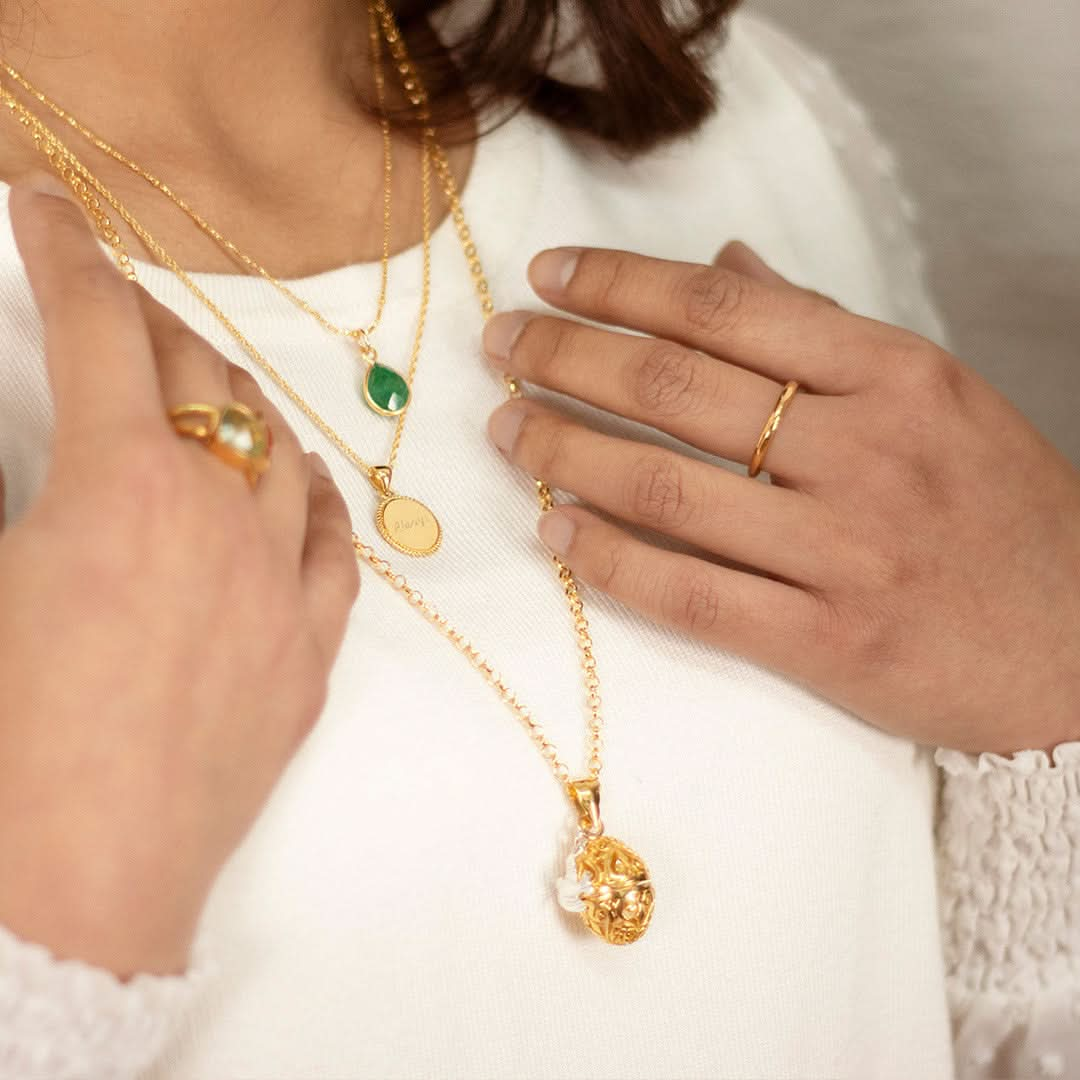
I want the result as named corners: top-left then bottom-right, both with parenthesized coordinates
top-left (0, 73), bottom-right (443, 556)
top-left (0, 0), bottom-right (656, 944)
top-left (1, 3), bottom-right (427, 423)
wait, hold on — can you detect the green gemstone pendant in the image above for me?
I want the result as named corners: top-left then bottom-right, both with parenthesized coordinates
top-left (362, 363), bottom-right (410, 417)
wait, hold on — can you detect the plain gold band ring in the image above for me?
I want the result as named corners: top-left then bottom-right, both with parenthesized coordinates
top-left (168, 401), bottom-right (273, 491)
top-left (748, 380), bottom-right (800, 479)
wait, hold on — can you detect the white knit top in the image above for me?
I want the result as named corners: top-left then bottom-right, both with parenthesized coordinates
top-left (0, 14), bottom-right (1076, 1080)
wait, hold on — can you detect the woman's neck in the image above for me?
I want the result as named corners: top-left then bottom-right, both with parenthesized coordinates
top-left (0, 0), bottom-right (472, 277)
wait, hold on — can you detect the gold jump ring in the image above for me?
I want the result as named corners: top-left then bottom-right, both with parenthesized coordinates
top-left (748, 380), bottom-right (800, 479)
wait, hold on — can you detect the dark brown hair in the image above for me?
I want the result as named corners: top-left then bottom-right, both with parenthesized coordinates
top-left (394, 0), bottom-right (742, 153)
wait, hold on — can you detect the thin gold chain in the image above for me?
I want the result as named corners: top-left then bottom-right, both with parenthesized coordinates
top-left (0, 5), bottom-right (434, 477)
top-left (1, 5), bottom-right (395, 343)
top-left (0, 0), bottom-right (604, 789)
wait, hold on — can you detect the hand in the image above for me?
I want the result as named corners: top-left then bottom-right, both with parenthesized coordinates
top-left (483, 243), bottom-right (1080, 755)
top-left (0, 175), bottom-right (359, 976)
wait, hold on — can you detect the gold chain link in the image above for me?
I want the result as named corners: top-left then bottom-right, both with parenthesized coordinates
top-left (0, 0), bottom-right (604, 790)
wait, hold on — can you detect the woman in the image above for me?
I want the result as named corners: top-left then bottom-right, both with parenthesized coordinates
top-left (0, 0), bottom-right (1077, 1077)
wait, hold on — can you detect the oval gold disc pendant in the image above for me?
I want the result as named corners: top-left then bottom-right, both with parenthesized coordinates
top-left (375, 495), bottom-right (442, 556)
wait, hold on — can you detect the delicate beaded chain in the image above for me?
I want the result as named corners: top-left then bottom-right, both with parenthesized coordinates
top-left (0, 0), bottom-right (604, 789)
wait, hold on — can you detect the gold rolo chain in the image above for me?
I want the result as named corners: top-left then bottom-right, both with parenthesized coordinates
top-left (0, 0), bottom-right (604, 788)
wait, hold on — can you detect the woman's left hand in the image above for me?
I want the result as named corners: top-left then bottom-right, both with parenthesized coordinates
top-left (483, 243), bottom-right (1080, 754)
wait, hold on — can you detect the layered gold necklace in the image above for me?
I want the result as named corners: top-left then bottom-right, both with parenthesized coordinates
top-left (1, 10), bottom-right (445, 557)
top-left (0, 0), bottom-right (656, 945)
top-left (2, 9), bottom-right (425, 422)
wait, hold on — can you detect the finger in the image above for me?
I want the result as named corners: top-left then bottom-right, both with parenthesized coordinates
top-left (301, 453), bottom-right (361, 663)
top-left (535, 503), bottom-right (821, 677)
top-left (134, 286), bottom-right (311, 560)
top-left (8, 173), bottom-right (164, 441)
top-left (0, 462), bottom-right (6, 531)
top-left (225, 365), bottom-right (311, 563)
top-left (712, 240), bottom-right (790, 286)
top-left (713, 241), bottom-right (842, 308)
top-left (527, 247), bottom-right (906, 394)
top-left (135, 286), bottom-right (233, 407)
top-left (483, 313), bottom-right (827, 485)
top-left (489, 399), bottom-right (831, 589)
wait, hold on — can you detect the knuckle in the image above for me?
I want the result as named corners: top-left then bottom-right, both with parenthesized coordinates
top-left (861, 536), bottom-right (921, 593)
top-left (229, 365), bottom-right (262, 399)
top-left (530, 318), bottom-right (580, 383)
top-left (154, 309), bottom-right (200, 353)
top-left (66, 258), bottom-right (130, 309)
top-left (629, 343), bottom-right (712, 418)
top-left (682, 267), bottom-right (749, 336)
top-left (661, 567), bottom-right (726, 635)
top-left (893, 340), bottom-right (969, 403)
top-left (817, 592), bottom-right (904, 671)
top-left (578, 249), bottom-right (631, 312)
top-left (874, 432), bottom-right (950, 511)
top-left (519, 413), bottom-right (568, 480)
top-left (39, 195), bottom-right (101, 249)
top-left (325, 537), bottom-right (361, 595)
top-left (625, 453), bottom-right (694, 529)
top-left (592, 539), bottom-right (626, 593)
top-left (311, 473), bottom-right (350, 523)
top-left (809, 289), bottom-right (842, 309)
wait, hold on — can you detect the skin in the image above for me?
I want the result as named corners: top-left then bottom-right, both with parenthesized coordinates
top-left (0, 0), bottom-right (466, 978)
top-left (0, 0), bottom-right (474, 275)
top-left (482, 244), bottom-right (1080, 756)
top-left (0, 0), bottom-right (1076, 986)
top-left (0, 174), bottom-right (359, 976)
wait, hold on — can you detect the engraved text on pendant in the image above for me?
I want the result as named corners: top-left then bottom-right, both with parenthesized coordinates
top-left (375, 495), bottom-right (442, 556)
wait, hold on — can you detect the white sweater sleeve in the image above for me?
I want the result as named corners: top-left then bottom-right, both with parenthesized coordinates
top-left (936, 746), bottom-right (1080, 1080)
top-left (740, 16), bottom-right (1080, 1079)
top-left (0, 923), bottom-right (211, 1080)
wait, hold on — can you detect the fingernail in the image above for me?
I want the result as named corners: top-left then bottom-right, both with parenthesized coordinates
top-left (23, 170), bottom-right (72, 201)
top-left (488, 401), bottom-right (526, 456)
top-left (483, 311), bottom-right (532, 368)
top-left (538, 510), bottom-right (576, 557)
top-left (309, 452), bottom-right (332, 479)
top-left (529, 247), bottom-right (582, 295)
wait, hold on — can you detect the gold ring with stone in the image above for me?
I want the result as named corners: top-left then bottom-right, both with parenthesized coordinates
top-left (168, 402), bottom-right (272, 491)
top-left (748, 380), bottom-right (800, 479)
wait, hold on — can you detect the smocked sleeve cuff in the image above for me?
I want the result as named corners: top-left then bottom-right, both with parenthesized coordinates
top-left (935, 741), bottom-right (1080, 1079)
top-left (0, 921), bottom-right (211, 1080)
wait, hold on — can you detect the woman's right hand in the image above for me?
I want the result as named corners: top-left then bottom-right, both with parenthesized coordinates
top-left (0, 173), bottom-right (360, 977)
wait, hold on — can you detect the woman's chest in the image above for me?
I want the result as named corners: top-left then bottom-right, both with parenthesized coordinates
top-left (141, 560), bottom-right (949, 1078)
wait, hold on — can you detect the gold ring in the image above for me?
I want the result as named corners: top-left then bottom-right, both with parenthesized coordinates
top-left (168, 401), bottom-right (272, 491)
top-left (748, 380), bottom-right (800, 479)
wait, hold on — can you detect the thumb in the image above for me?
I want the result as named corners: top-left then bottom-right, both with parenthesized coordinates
top-left (713, 241), bottom-right (842, 308)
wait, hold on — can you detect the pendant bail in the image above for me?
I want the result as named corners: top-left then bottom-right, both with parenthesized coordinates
top-left (567, 777), bottom-right (604, 837)
top-left (370, 465), bottom-right (393, 497)
top-left (349, 327), bottom-right (378, 368)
